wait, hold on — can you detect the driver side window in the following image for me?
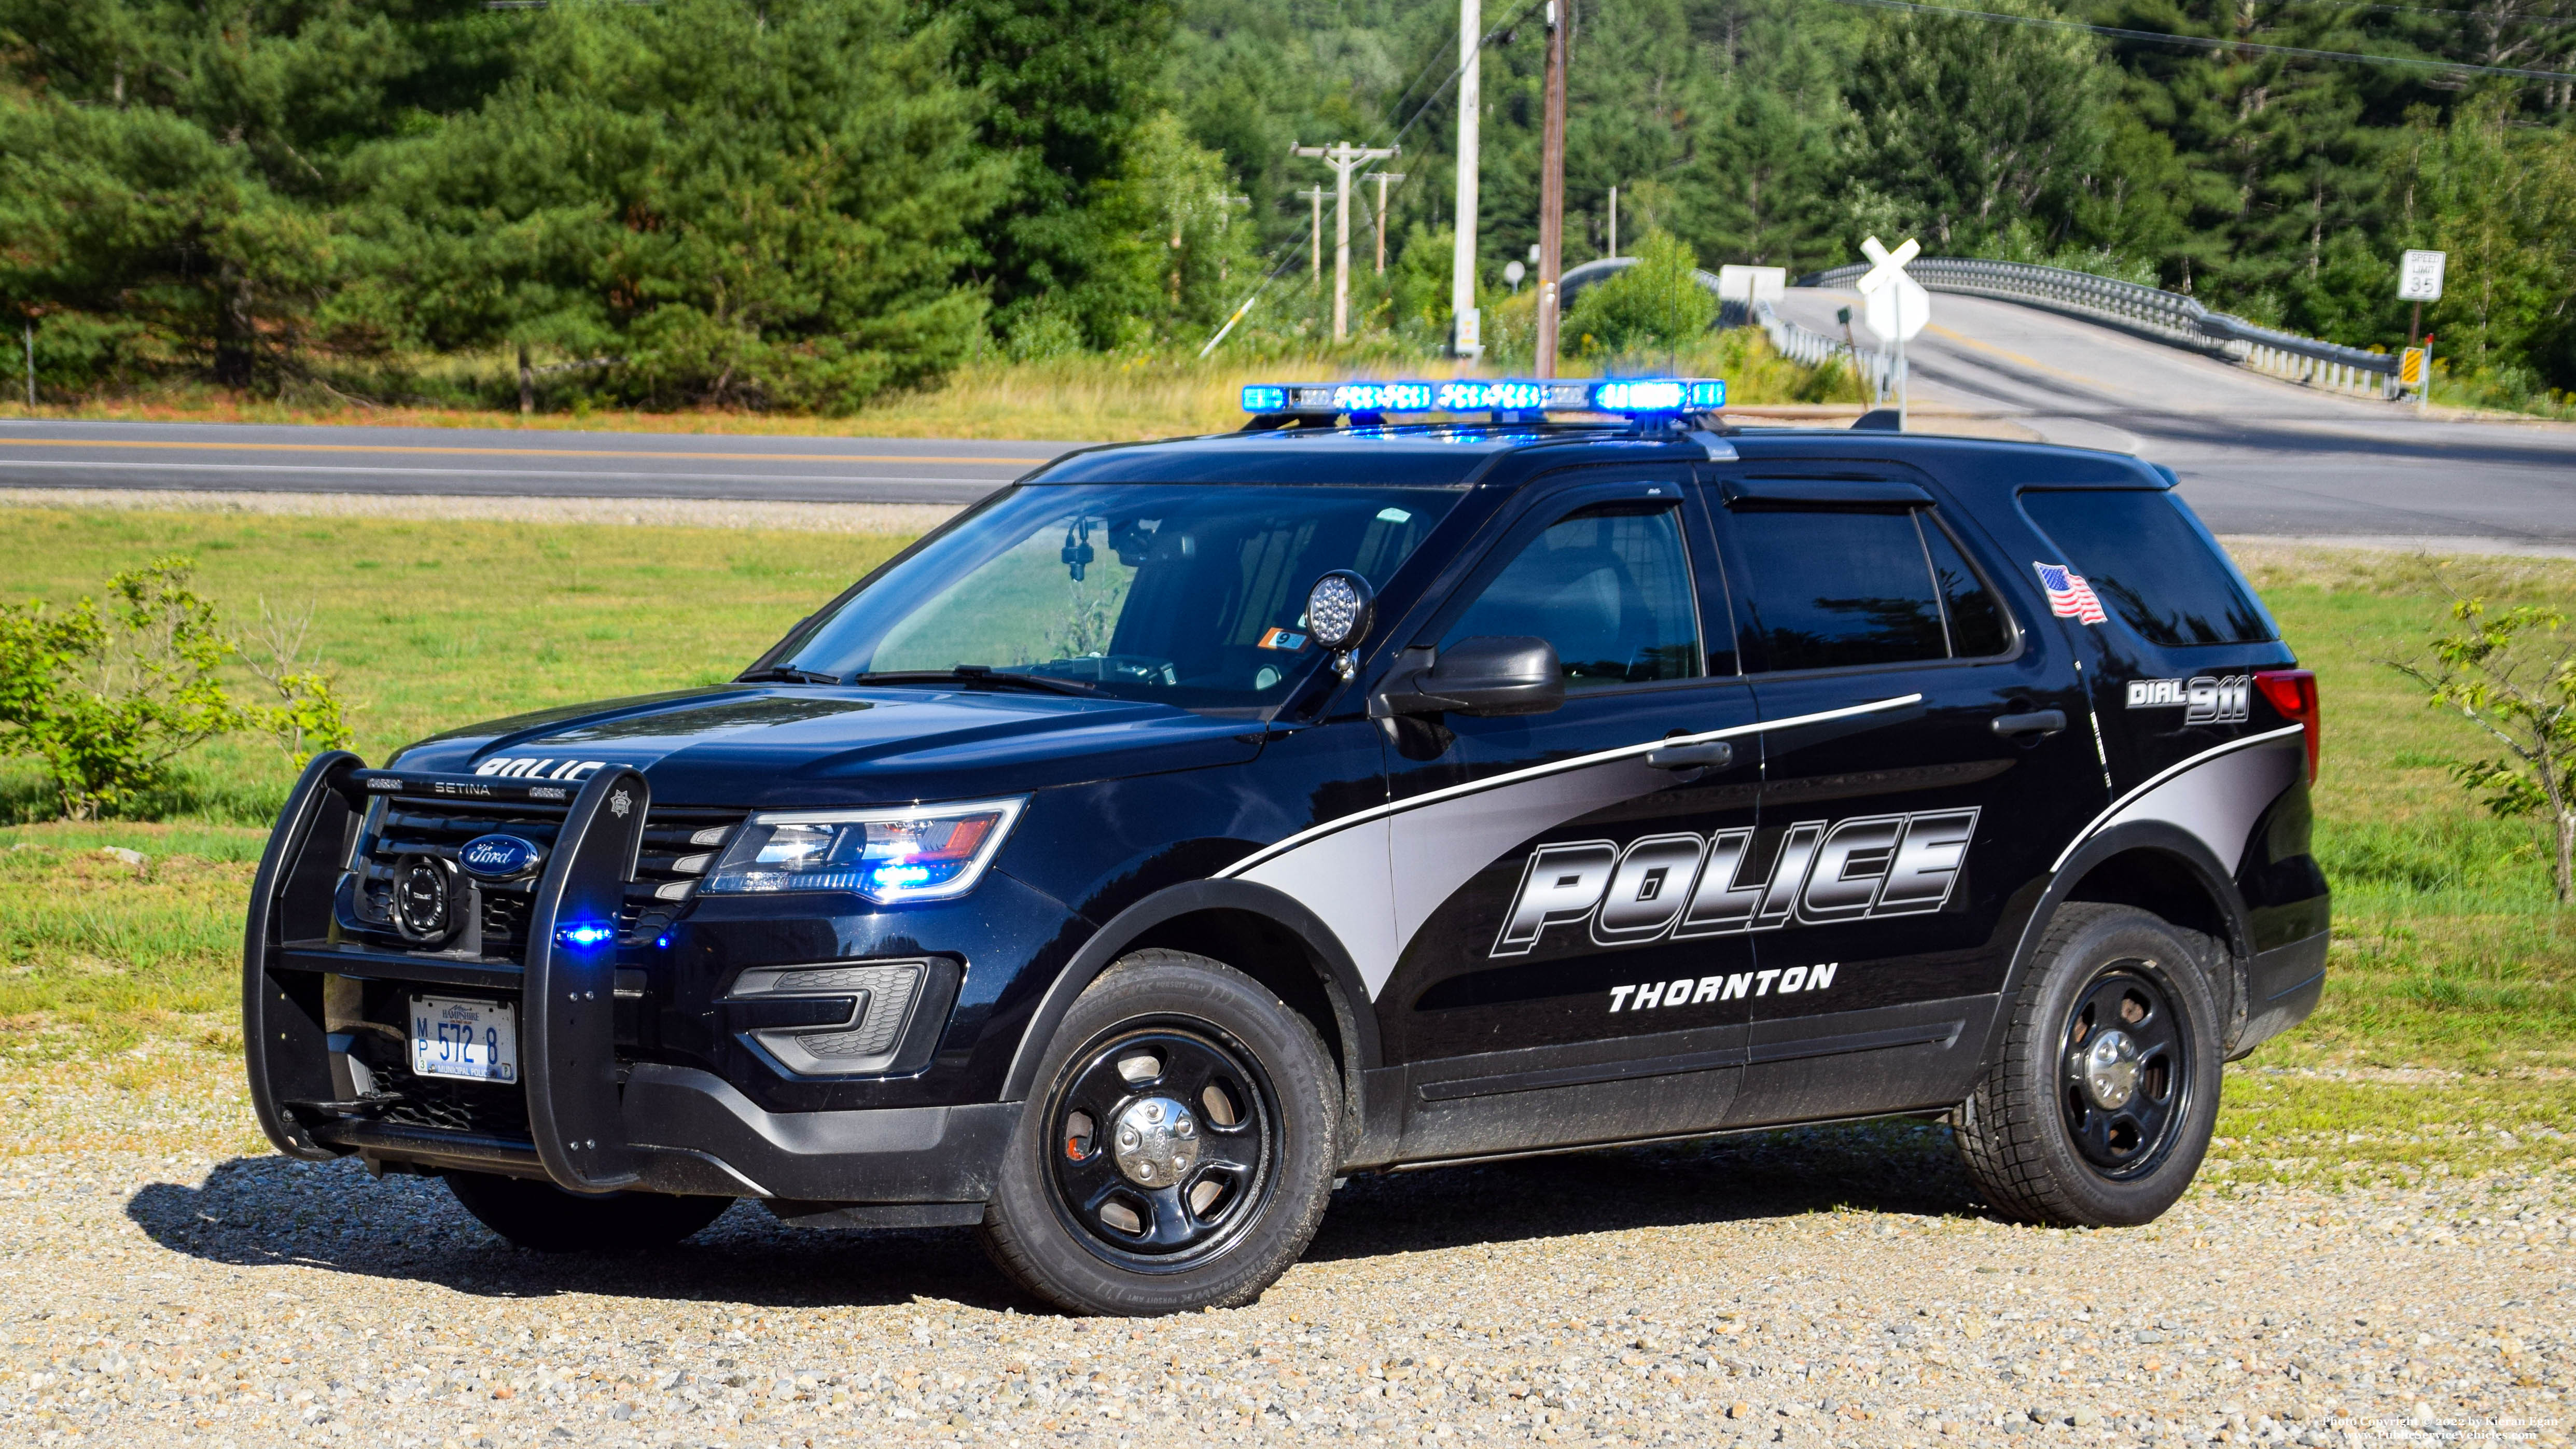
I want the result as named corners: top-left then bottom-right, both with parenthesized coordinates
top-left (1440, 503), bottom-right (1702, 690)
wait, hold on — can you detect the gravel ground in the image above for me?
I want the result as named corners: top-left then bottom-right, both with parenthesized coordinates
top-left (1, 1109), bottom-right (2565, 1449)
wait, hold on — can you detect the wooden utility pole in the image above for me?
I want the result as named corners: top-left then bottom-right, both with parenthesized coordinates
top-left (1534, 1), bottom-right (1568, 377)
top-left (1451, 0), bottom-right (1482, 357)
top-left (1293, 142), bottom-right (1400, 341)
top-left (1371, 171), bottom-right (1407, 273)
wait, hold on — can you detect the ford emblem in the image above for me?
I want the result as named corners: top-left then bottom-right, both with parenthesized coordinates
top-left (457, 833), bottom-right (545, 881)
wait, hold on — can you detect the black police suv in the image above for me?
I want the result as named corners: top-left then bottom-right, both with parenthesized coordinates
top-left (244, 378), bottom-right (2329, 1315)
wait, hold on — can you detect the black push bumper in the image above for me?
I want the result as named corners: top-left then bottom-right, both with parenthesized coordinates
top-left (243, 753), bottom-right (1018, 1206)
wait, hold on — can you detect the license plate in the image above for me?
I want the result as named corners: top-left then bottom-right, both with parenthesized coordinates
top-left (410, 995), bottom-right (518, 1083)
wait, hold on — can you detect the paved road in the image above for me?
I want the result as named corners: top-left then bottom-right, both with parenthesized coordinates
top-left (1773, 287), bottom-right (2576, 549)
top-left (0, 421), bottom-right (1082, 507)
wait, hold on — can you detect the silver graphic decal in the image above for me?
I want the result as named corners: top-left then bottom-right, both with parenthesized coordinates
top-left (2051, 724), bottom-right (2305, 873)
top-left (2125, 675), bottom-right (2250, 724)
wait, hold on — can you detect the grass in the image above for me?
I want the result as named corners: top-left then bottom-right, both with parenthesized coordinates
top-left (0, 330), bottom-right (1867, 443)
top-left (0, 510), bottom-right (2570, 1184)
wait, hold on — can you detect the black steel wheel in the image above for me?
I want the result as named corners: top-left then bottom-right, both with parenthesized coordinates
top-left (1047, 1027), bottom-right (1277, 1266)
top-left (980, 950), bottom-right (1339, 1315)
top-left (2058, 967), bottom-right (2191, 1177)
top-left (1955, 903), bottom-right (2224, 1227)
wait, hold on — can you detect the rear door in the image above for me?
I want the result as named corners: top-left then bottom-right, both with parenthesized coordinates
top-left (1375, 468), bottom-right (1765, 1161)
top-left (1698, 467), bottom-right (2105, 1126)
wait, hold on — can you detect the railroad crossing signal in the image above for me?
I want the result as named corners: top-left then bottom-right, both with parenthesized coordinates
top-left (1857, 235), bottom-right (1930, 343)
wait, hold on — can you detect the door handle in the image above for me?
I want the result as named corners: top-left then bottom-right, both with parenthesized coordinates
top-left (1646, 740), bottom-right (1734, 770)
top-left (1990, 709), bottom-right (2068, 737)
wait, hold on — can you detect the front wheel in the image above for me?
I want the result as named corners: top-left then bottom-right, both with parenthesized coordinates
top-left (1954, 903), bottom-right (2224, 1227)
top-left (445, 1171), bottom-right (733, 1252)
top-left (979, 950), bottom-right (1340, 1315)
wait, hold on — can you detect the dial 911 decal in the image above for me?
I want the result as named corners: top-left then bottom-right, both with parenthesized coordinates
top-left (1491, 809), bottom-right (1979, 957)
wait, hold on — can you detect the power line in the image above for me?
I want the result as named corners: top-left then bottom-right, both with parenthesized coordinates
top-left (2272, 0), bottom-right (2576, 22)
top-left (1817, 0), bottom-right (2576, 80)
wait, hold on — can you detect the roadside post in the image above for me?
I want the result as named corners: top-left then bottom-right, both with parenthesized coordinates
top-left (2399, 249), bottom-right (2445, 413)
top-left (1857, 235), bottom-right (1930, 428)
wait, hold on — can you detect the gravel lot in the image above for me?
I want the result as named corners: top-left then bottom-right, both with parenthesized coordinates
top-left (1, 1106), bottom-right (2565, 1449)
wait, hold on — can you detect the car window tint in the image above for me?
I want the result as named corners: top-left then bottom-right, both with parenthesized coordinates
top-left (2020, 489), bottom-right (2275, 645)
top-left (1441, 504), bottom-right (1702, 690)
top-left (1731, 508), bottom-right (1948, 671)
top-left (1925, 518), bottom-right (2011, 657)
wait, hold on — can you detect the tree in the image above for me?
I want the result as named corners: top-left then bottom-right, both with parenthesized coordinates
top-left (340, 0), bottom-right (1009, 412)
top-left (1563, 229), bottom-right (1717, 358)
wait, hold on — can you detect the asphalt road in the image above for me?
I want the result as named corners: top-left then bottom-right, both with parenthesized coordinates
top-left (6, 298), bottom-right (2574, 548)
top-left (1773, 286), bottom-right (2576, 549)
top-left (0, 422), bottom-right (1080, 507)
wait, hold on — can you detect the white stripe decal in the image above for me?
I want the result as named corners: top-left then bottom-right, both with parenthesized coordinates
top-left (1215, 692), bottom-right (1925, 881)
top-left (2049, 723), bottom-right (2305, 873)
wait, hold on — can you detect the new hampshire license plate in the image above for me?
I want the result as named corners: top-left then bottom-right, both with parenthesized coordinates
top-left (410, 995), bottom-right (518, 1083)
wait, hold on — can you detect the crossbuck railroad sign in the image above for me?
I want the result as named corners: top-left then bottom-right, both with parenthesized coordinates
top-left (1858, 234), bottom-right (1931, 342)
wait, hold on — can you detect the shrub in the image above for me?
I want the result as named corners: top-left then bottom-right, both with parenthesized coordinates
top-left (0, 559), bottom-right (356, 819)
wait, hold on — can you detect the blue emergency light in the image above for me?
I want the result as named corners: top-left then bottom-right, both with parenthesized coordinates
top-left (1241, 377), bottom-right (1724, 418)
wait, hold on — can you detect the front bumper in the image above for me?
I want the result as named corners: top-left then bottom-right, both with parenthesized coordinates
top-left (244, 754), bottom-right (1018, 1206)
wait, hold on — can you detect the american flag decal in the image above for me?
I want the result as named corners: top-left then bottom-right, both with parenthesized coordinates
top-left (2034, 562), bottom-right (2108, 624)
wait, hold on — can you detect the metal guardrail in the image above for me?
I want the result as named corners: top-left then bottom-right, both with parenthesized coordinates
top-left (1799, 257), bottom-right (2402, 400)
top-left (1750, 301), bottom-right (1898, 405)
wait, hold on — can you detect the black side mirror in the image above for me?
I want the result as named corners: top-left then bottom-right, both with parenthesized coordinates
top-left (1376, 636), bottom-right (1565, 717)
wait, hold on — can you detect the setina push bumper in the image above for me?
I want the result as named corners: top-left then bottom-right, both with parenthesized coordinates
top-left (242, 751), bottom-right (1017, 1219)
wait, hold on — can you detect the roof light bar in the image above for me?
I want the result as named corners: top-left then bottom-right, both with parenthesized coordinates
top-left (1241, 377), bottom-right (1725, 419)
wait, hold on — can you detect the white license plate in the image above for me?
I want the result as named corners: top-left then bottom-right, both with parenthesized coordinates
top-left (410, 996), bottom-right (518, 1083)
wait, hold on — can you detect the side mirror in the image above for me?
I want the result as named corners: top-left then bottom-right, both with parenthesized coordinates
top-left (1376, 636), bottom-right (1565, 717)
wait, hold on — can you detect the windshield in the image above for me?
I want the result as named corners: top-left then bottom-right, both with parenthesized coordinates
top-left (774, 483), bottom-right (1461, 712)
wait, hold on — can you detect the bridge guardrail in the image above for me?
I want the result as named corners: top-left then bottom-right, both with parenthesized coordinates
top-left (1748, 300), bottom-right (1897, 405)
top-left (1799, 257), bottom-right (2401, 400)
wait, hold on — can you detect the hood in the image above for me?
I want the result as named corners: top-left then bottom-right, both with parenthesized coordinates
top-left (388, 686), bottom-right (1265, 807)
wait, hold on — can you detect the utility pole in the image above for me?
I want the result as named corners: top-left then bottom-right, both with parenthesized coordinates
top-left (1297, 187), bottom-right (1328, 282)
top-left (1371, 171), bottom-right (1407, 273)
top-left (1292, 141), bottom-right (1400, 342)
top-left (1608, 185), bottom-right (1618, 259)
top-left (1533, 0), bottom-right (1568, 377)
top-left (1451, 0), bottom-right (1482, 358)
top-left (21, 319), bottom-right (33, 411)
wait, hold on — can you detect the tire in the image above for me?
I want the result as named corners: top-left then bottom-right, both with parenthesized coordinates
top-left (979, 950), bottom-right (1340, 1316)
top-left (445, 1171), bottom-right (733, 1252)
top-left (1954, 902), bottom-right (2224, 1227)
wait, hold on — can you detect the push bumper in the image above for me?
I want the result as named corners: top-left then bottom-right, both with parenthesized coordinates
top-left (244, 753), bottom-right (1017, 1207)
top-left (2232, 928), bottom-right (2329, 1057)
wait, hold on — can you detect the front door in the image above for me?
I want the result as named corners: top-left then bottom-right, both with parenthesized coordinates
top-left (1699, 467), bottom-right (2107, 1126)
top-left (1372, 470), bottom-right (1765, 1161)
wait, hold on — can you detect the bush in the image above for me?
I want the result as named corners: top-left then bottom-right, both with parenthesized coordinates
top-left (1563, 230), bottom-right (1719, 360)
top-left (0, 559), bottom-right (356, 819)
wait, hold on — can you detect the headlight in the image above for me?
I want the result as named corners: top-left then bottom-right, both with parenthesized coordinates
top-left (700, 798), bottom-right (1026, 903)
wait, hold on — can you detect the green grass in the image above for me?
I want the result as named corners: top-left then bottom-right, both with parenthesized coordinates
top-left (0, 511), bottom-right (2570, 1179)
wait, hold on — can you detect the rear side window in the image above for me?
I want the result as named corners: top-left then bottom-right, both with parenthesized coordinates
top-left (1728, 507), bottom-right (2012, 672)
top-left (2020, 489), bottom-right (2275, 646)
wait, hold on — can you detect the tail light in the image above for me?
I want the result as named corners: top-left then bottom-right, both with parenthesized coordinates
top-left (2254, 669), bottom-right (2320, 783)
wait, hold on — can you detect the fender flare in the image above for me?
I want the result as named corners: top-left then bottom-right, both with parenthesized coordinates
top-left (1975, 820), bottom-right (2256, 1067)
top-left (999, 877), bottom-right (1383, 1103)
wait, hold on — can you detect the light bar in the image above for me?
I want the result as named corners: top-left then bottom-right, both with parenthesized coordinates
top-left (1241, 377), bottom-right (1725, 417)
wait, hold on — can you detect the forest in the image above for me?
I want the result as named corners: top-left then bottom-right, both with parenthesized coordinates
top-left (4, 0), bottom-right (2574, 413)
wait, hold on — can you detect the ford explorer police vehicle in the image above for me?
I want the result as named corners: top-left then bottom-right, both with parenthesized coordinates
top-left (244, 376), bottom-right (2329, 1316)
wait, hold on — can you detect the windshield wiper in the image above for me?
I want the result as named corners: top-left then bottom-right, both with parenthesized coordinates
top-left (736, 666), bottom-right (844, 685)
top-left (849, 667), bottom-right (1097, 696)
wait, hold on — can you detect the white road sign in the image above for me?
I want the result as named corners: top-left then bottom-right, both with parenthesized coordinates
top-left (1718, 264), bottom-right (1787, 303)
top-left (1857, 234), bottom-right (1930, 342)
top-left (2399, 249), bottom-right (2446, 302)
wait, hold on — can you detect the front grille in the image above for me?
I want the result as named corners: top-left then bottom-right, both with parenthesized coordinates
top-left (350, 794), bottom-right (744, 960)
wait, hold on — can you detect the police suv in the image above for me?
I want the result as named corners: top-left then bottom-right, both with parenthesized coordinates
top-left (244, 376), bottom-right (2329, 1315)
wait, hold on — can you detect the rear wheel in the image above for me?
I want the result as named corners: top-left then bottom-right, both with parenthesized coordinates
top-left (445, 1171), bottom-right (733, 1252)
top-left (979, 950), bottom-right (1339, 1315)
top-left (1954, 903), bottom-right (2223, 1227)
